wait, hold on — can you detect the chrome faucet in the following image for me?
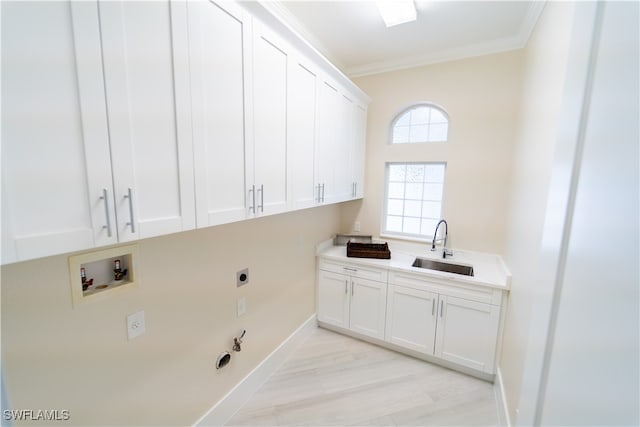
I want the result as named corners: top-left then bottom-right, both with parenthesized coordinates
top-left (431, 219), bottom-right (453, 259)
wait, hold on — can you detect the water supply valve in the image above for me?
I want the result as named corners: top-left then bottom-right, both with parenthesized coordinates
top-left (233, 329), bottom-right (246, 352)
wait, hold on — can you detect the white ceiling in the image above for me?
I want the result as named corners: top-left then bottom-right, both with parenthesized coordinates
top-left (266, 1), bottom-right (545, 77)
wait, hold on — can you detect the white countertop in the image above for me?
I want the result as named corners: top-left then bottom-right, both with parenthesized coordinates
top-left (317, 239), bottom-right (511, 291)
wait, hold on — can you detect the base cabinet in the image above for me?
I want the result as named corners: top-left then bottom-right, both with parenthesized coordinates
top-left (317, 261), bottom-right (387, 340)
top-left (386, 284), bottom-right (500, 374)
top-left (317, 257), bottom-right (505, 378)
top-left (385, 285), bottom-right (438, 354)
top-left (434, 294), bottom-right (500, 373)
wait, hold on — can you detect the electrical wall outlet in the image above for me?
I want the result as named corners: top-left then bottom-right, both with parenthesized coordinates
top-left (237, 297), bottom-right (246, 317)
top-left (127, 310), bottom-right (146, 340)
top-left (354, 221), bottom-right (361, 232)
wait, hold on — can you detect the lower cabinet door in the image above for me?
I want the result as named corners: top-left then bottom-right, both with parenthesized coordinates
top-left (349, 277), bottom-right (387, 340)
top-left (434, 295), bottom-right (500, 374)
top-left (317, 270), bottom-right (350, 329)
top-left (385, 285), bottom-right (437, 354)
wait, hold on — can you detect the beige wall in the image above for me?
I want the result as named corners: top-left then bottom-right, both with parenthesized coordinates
top-left (350, 51), bottom-right (524, 254)
top-left (1, 205), bottom-right (341, 425)
top-left (499, 2), bottom-right (576, 424)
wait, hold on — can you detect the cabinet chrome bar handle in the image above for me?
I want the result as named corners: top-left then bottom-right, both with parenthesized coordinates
top-left (125, 187), bottom-right (135, 233)
top-left (257, 184), bottom-right (264, 213)
top-left (321, 184), bottom-right (325, 202)
top-left (440, 300), bottom-right (444, 318)
top-left (343, 267), bottom-right (357, 272)
top-left (345, 279), bottom-right (348, 294)
top-left (432, 299), bottom-right (435, 316)
top-left (351, 280), bottom-right (354, 296)
top-left (248, 185), bottom-right (255, 213)
top-left (100, 188), bottom-right (112, 237)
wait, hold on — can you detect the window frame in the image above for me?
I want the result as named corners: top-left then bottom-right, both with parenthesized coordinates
top-left (381, 161), bottom-right (447, 242)
top-left (389, 102), bottom-right (450, 145)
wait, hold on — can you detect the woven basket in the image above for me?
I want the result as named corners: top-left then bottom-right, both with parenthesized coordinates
top-left (346, 241), bottom-right (391, 259)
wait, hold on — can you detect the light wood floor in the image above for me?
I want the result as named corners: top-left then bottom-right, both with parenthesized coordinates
top-left (226, 327), bottom-right (499, 426)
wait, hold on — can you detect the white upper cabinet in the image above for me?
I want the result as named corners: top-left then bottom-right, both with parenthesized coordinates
top-left (248, 22), bottom-right (289, 217)
top-left (1, 0), bottom-right (369, 264)
top-left (1, 1), bottom-right (116, 264)
top-left (287, 56), bottom-right (318, 210)
top-left (1, 0), bottom-right (195, 264)
top-left (98, 0), bottom-right (195, 241)
top-left (315, 77), bottom-right (368, 205)
top-left (188, 0), bottom-right (250, 227)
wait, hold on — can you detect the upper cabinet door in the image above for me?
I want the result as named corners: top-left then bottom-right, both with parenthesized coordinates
top-left (99, 0), bottom-right (195, 241)
top-left (189, 0), bottom-right (250, 227)
top-left (352, 104), bottom-right (367, 199)
top-left (335, 93), bottom-right (354, 202)
top-left (316, 79), bottom-right (340, 204)
top-left (251, 22), bottom-right (288, 216)
top-left (287, 56), bottom-right (318, 210)
top-left (1, 1), bottom-right (116, 264)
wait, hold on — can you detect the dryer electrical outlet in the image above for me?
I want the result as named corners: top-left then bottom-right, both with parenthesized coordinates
top-left (236, 268), bottom-right (249, 287)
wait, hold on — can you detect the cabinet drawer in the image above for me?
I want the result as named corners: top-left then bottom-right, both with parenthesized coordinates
top-left (319, 258), bottom-right (388, 283)
top-left (389, 271), bottom-right (502, 306)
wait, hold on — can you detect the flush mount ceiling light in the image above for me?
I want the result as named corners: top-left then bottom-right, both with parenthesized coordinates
top-left (376, 0), bottom-right (417, 27)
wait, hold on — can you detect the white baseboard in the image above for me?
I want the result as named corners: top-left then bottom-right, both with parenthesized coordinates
top-left (494, 366), bottom-right (511, 427)
top-left (194, 314), bottom-right (317, 426)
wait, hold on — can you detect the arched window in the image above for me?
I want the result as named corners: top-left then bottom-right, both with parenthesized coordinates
top-left (391, 103), bottom-right (449, 144)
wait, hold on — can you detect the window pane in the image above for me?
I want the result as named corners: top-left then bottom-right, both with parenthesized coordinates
top-left (405, 183), bottom-right (423, 200)
top-left (403, 217), bottom-right (421, 234)
top-left (387, 216), bottom-right (403, 232)
top-left (421, 218), bottom-right (439, 236)
top-left (424, 183), bottom-right (443, 200)
top-left (406, 164), bottom-right (425, 182)
top-left (425, 164), bottom-right (445, 183)
top-left (429, 123), bottom-right (448, 141)
top-left (430, 108), bottom-right (447, 124)
top-left (391, 104), bottom-right (449, 144)
top-left (387, 199), bottom-right (404, 216)
top-left (409, 124), bottom-right (428, 143)
top-left (389, 164), bottom-right (406, 182)
top-left (384, 162), bottom-right (445, 240)
top-left (395, 111), bottom-right (411, 126)
top-left (422, 201), bottom-right (441, 218)
top-left (393, 125), bottom-right (410, 144)
top-left (388, 182), bottom-right (405, 199)
top-left (410, 106), bottom-right (429, 125)
top-left (404, 200), bottom-right (422, 217)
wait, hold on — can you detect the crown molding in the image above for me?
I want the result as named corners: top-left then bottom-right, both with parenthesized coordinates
top-left (347, 35), bottom-right (523, 78)
top-left (347, 1), bottom-right (546, 78)
top-left (258, 0), bottom-right (546, 80)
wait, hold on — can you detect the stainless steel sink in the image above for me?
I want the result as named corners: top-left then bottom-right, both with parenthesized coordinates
top-left (412, 257), bottom-right (474, 277)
